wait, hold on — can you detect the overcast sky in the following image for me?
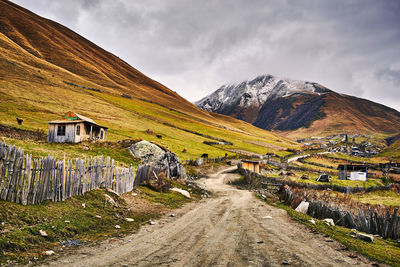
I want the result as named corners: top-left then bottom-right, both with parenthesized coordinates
top-left (12, 0), bottom-right (400, 111)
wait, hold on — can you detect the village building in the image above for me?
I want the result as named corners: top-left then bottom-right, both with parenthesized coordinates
top-left (241, 159), bottom-right (260, 174)
top-left (337, 164), bottom-right (369, 181)
top-left (48, 111), bottom-right (108, 143)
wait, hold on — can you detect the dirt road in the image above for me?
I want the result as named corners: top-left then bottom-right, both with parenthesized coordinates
top-left (43, 167), bottom-right (377, 266)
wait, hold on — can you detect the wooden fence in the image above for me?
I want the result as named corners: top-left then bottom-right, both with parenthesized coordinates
top-left (0, 142), bottom-right (135, 205)
top-left (282, 187), bottom-right (399, 240)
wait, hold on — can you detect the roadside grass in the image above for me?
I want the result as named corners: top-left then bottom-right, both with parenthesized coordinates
top-left (0, 184), bottom-right (199, 265)
top-left (256, 195), bottom-right (400, 266)
top-left (352, 190), bottom-right (400, 207)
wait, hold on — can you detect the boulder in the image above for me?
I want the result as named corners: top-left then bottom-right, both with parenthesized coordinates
top-left (158, 152), bottom-right (187, 179)
top-left (308, 219), bottom-right (316, 225)
top-left (171, 187), bottom-right (191, 198)
top-left (131, 140), bottom-right (186, 179)
top-left (295, 201), bottom-right (309, 214)
top-left (128, 140), bottom-right (166, 164)
top-left (356, 232), bottom-right (374, 243)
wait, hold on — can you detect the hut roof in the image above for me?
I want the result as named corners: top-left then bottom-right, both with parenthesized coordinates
top-left (49, 111), bottom-right (108, 129)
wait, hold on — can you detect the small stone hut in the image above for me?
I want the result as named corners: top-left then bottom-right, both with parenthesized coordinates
top-left (337, 164), bottom-right (369, 181)
top-left (241, 159), bottom-right (260, 174)
top-left (48, 111), bottom-right (108, 143)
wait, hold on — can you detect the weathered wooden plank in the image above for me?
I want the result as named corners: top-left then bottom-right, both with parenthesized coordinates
top-left (21, 154), bottom-right (32, 205)
top-left (2, 146), bottom-right (17, 201)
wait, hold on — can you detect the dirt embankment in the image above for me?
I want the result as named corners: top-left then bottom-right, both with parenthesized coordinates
top-left (42, 167), bottom-right (378, 267)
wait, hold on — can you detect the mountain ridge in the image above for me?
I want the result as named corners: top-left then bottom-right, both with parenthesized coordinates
top-left (196, 74), bottom-right (400, 137)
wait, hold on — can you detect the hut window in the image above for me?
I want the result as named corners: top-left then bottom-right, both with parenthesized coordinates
top-left (100, 130), bottom-right (104, 139)
top-left (57, 125), bottom-right (66, 136)
top-left (76, 125), bottom-right (81, 135)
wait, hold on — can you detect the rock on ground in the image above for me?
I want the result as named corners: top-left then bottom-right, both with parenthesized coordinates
top-left (128, 140), bottom-right (166, 164)
top-left (295, 201), bottom-right (309, 214)
top-left (171, 188), bottom-right (191, 198)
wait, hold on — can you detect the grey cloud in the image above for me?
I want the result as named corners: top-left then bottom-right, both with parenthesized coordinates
top-left (11, 0), bottom-right (400, 111)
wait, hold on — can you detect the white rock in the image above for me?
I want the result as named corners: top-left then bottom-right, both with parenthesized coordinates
top-left (170, 188), bottom-right (191, 198)
top-left (105, 194), bottom-right (116, 206)
top-left (262, 216), bottom-right (273, 219)
top-left (132, 193), bottom-right (138, 197)
top-left (106, 188), bottom-right (120, 196)
top-left (64, 220), bottom-right (70, 223)
top-left (44, 250), bottom-right (55, 256)
top-left (356, 232), bottom-right (374, 242)
top-left (170, 214), bottom-right (176, 217)
top-left (95, 215), bottom-right (102, 218)
top-left (125, 218), bottom-right (134, 222)
top-left (323, 218), bottom-right (335, 226)
top-left (295, 201), bottom-right (309, 214)
top-left (39, 230), bottom-right (48, 237)
top-left (149, 221), bottom-right (156, 225)
top-left (115, 225), bottom-right (121, 229)
top-left (82, 203), bottom-right (86, 208)
top-left (308, 219), bottom-right (316, 225)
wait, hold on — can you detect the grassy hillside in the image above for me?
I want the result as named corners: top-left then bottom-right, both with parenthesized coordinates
top-left (0, 0), bottom-right (299, 163)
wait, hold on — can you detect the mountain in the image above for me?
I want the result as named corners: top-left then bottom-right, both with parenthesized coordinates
top-left (196, 74), bottom-right (400, 138)
top-left (0, 0), bottom-right (298, 160)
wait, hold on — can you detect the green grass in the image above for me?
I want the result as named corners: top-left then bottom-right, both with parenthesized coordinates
top-left (352, 190), bottom-right (400, 207)
top-left (256, 194), bottom-right (400, 266)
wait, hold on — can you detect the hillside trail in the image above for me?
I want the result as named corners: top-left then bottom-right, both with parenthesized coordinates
top-left (42, 166), bottom-right (378, 267)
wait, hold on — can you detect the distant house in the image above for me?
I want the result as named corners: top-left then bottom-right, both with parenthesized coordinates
top-left (241, 159), bottom-right (260, 174)
top-left (48, 111), bottom-right (108, 143)
top-left (337, 164), bottom-right (369, 181)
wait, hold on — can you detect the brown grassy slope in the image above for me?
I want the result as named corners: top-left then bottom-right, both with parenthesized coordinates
top-left (280, 92), bottom-right (400, 138)
top-left (0, 0), bottom-right (206, 117)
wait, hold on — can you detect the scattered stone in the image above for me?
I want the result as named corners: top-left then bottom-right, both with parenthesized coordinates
top-left (323, 218), bottom-right (335, 226)
top-left (115, 225), bottom-right (121, 229)
top-left (125, 218), bottom-right (134, 222)
top-left (51, 226), bottom-right (55, 229)
top-left (39, 230), bottom-right (48, 237)
top-left (301, 174), bottom-right (309, 180)
top-left (82, 203), bottom-right (86, 208)
top-left (83, 146), bottom-right (89, 151)
top-left (60, 239), bottom-right (85, 247)
top-left (282, 261), bottom-right (290, 265)
top-left (308, 219), bottom-right (316, 225)
top-left (170, 214), bottom-right (176, 217)
top-left (132, 193), bottom-right (138, 197)
top-left (64, 220), bottom-right (70, 223)
top-left (257, 241), bottom-right (264, 244)
top-left (95, 215), bottom-right (102, 218)
top-left (44, 250), bottom-right (55, 256)
top-left (295, 201), bottom-right (309, 214)
top-left (171, 188), bottom-right (191, 198)
top-left (262, 216), bottom-right (272, 219)
top-left (149, 221), bottom-right (156, 225)
top-left (356, 232), bottom-right (374, 243)
top-left (106, 188), bottom-right (120, 196)
top-left (350, 229), bottom-right (357, 236)
top-left (194, 158), bottom-right (204, 166)
top-left (105, 194), bottom-right (116, 206)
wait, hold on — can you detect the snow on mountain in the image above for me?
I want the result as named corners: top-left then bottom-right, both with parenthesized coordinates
top-left (195, 74), bottom-right (330, 113)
